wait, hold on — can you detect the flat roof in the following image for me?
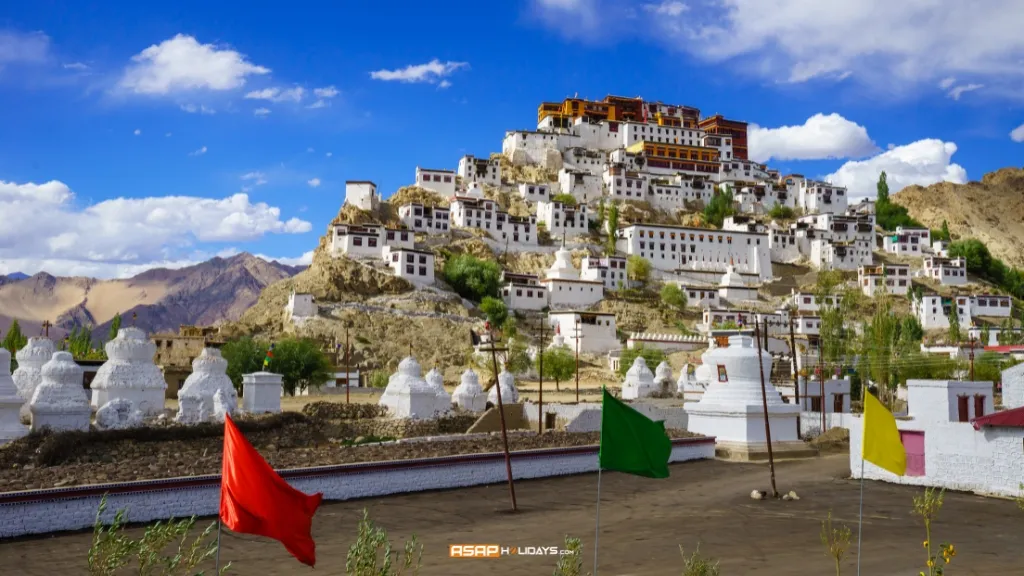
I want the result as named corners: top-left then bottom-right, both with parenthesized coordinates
top-left (549, 310), bottom-right (616, 316)
top-left (389, 247), bottom-right (435, 256)
top-left (540, 278), bottom-right (605, 285)
top-left (346, 180), bottom-right (376, 185)
top-left (620, 222), bottom-right (767, 235)
top-left (417, 167), bottom-right (455, 174)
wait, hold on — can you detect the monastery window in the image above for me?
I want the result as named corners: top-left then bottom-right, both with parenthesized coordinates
top-left (406, 254), bottom-right (414, 263)
top-left (443, 176), bottom-right (452, 183)
top-left (353, 237), bottom-right (363, 246)
top-left (419, 266), bottom-right (427, 276)
top-left (401, 233), bottom-right (409, 241)
top-left (405, 264), bottom-right (414, 274)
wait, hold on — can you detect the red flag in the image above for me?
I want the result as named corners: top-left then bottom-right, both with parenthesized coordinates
top-left (220, 414), bottom-right (323, 566)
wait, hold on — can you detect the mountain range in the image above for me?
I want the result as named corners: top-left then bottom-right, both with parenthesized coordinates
top-left (0, 253), bottom-right (304, 343)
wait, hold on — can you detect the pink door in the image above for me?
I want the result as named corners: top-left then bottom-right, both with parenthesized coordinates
top-left (900, 431), bottom-right (925, 477)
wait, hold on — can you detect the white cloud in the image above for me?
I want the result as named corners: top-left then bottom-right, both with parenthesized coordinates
top-left (244, 86), bottom-right (305, 103)
top-left (307, 178), bottom-right (321, 188)
top-left (180, 103), bottom-right (216, 114)
top-left (306, 99), bottom-right (327, 109)
top-left (947, 83), bottom-right (983, 100)
top-left (748, 113), bottom-right (877, 163)
top-left (938, 77), bottom-right (957, 90)
top-left (133, 129), bottom-right (142, 136)
top-left (118, 34), bottom-right (269, 95)
top-left (826, 139), bottom-right (968, 199)
top-left (1011, 123), bottom-right (1024, 143)
top-left (370, 59), bottom-right (469, 85)
top-left (437, 80), bottom-right (452, 89)
top-left (643, 1), bottom-right (687, 16)
top-left (253, 107), bottom-right (271, 117)
top-left (62, 62), bottom-right (90, 71)
top-left (241, 172), bottom-right (267, 186)
top-left (313, 86), bottom-right (339, 98)
top-left (530, 0), bottom-right (1024, 94)
top-left (189, 146), bottom-right (207, 156)
top-left (306, 147), bottom-right (315, 153)
top-left (0, 179), bottom-right (312, 278)
top-left (325, 152), bottom-right (333, 158)
top-left (0, 30), bottom-right (49, 65)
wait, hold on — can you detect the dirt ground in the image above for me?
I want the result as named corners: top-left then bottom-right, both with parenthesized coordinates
top-left (2, 455), bottom-right (1021, 575)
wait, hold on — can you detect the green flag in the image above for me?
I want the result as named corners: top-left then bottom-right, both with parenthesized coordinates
top-left (598, 387), bottom-right (672, 478)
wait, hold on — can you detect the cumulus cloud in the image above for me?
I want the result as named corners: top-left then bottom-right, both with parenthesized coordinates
top-left (188, 146), bottom-right (207, 156)
top-left (1011, 123), bottom-right (1024, 143)
top-left (241, 172), bottom-right (267, 186)
top-left (180, 103), bottom-right (215, 114)
top-left (530, 0), bottom-right (1024, 93)
top-left (0, 179), bottom-right (312, 278)
top-left (825, 139), bottom-right (968, 199)
top-left (307, 178), bottom-right (321, 188)
top-left (244, 86), bottom-right (305, 103)
top-left (118, 34), bottom-right (269, 95)
top-left (370, 59), bottom-right (468, 85)
top-left (0, 30), bottom-right (50, 66)
top-left (748, 113), bottom-right (877, 163)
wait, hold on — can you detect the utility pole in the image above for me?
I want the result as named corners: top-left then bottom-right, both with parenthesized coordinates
top-left (486, 321), bottom-right (518, 512)
top-left (969, 336), bottom-right (976, 381)
top-left (754, 318), bottom-right (779, 498)
top-left (574, 316), bottom-right (582, 403)
top-left (537, 311), bottom-right (548, 434)
top-left (345, 321), bottom-right (352, 404)
top-left (817, 335), bottom-right (825, 435)
top-left (788, 316), bottom-right (800, 439)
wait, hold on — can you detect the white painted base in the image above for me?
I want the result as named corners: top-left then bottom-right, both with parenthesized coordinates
top-left (686, 404), bottom-right (800, 445)
top-left (91, 389), bottom-right (165, 417)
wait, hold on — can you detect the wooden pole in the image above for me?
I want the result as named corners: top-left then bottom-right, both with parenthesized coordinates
top-left (487, 325), bottom-right (518, 512)
top-left (574, 317), bottom-right (581, 403)
top-left (754, 318), bottom-right (779, 498)
top-left (789, 316), bottom-right (800, 439)
top-left (969, 337), bottom-right (976, 381)
top-left (345, 325), bottom-right (351, 405)
top-left (818, 336), bottom-right (825, 435)
top-left (538, 315), bottom-right (546, 434)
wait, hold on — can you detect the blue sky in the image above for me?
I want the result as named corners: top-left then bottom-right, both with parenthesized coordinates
top-left (1, 0), bottom-right (1022, 278)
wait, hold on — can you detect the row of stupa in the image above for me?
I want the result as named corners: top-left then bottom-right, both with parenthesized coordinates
top-left (379, 355), bottom-right (519, 418)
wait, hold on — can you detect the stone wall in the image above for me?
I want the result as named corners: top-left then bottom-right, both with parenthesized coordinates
top-left (0, 438), bottom-right (715, 538)
top-left (322, 413), bottom-right (479, 439)
top-left (848, 414), bottom-right (1024, 498)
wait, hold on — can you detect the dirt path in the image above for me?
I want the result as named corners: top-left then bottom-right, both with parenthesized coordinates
top-left (2, 455), bottom-right (1021, 575)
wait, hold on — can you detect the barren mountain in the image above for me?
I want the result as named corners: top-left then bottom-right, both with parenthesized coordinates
top-left (0, 254), bottom-right (303, 342)
top-left (892, 167), bottom-right (1024, 267)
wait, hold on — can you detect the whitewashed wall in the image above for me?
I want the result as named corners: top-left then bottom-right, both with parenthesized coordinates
top-left (848, 415), bottom-right (1024, 499)
top-left (521, 401), bottom-right (689, 432)
top-left (0, 440), bottom-right (713, 538)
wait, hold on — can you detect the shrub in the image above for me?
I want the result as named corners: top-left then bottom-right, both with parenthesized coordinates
top-left (552, 536), bottom-right (586, 576)
top-left (369, 370), bottom-right (389, 389)
top-left (660, 283), bottom-right (688, 311)
top-left (680, 543), bottom-right (720, 576)
top-left (345, 509), bottom-right (422, 575)
top-left (914, 487), bottom-right (955, 575)
top-left (442, 254), bottom-right (503, 302)
top-left (820, 510), bottom-right (851, 575)
top-left (551, 193), bottom-right (578, 205)
top-left (617, 344), bottom-right (666, 378)
top-left (480, 296), bottom-right (509, 327)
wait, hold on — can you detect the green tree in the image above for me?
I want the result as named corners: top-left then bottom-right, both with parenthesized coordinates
top-left (597, 199), bottom-right (606, 228)
top-left (504, 337), bottom-right (532, 375)
top-left (815, 271), bottom-right (854, 376)
top-left (617, 344), bottom-right (666, 378)
top-left (66, 325), bottom-right (97, 358)
top-left (767, 203), bottom-right (795, 220)
top-left (626, 255), bottom-right (652, 287)
top-left (660, 283), bottom-right (688, 311)
top-left (939, 220), bottom-right (952, 242)
top-left (900, 315), bottom-right (924, 344)
top-left (877, 171), bottom-right (889, 203)
top-left (479, 296), bottom-right (509, 327)
top-left (442, 253), bottom-right (503, 302)
top-left (108, 313), bottom-right (122, 342)
top-left (947, 297), bottom-right (962, 345)
top-left (271, 338), bottom-right (335, 396)
top-left (856, 294), bottom-right (902, 405)
top-left (605, 203), bottom-right (620, 255)
top-left (948, 239), bottom-right (992, 276)
top-left (220, 336), bottom-right (268, 392)
top-left (538, 345), bottom-right (575, 392)
top-left (2, 319), bottom-right (27, 371)
top-left (551, 193), bottom-right (577, 205)
top-left (703, 188), bottom-right (735, 228)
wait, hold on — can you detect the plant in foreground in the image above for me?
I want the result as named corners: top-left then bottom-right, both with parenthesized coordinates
top-left (913, 487), bottom-right (955, 576)
top-left (820, 510), bottom-right (851, 575)
top-left (87, 494), bottom-right (228, 575)
top-left (345, 508), bottom-right (422, 575)
top-left (552, 535), bottom-right (589, 576)
top-left (680, 543), bottom-right (720, 576)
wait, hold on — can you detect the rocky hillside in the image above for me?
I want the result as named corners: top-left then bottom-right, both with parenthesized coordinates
top-left (0, 254), bottom-right (303, 341)
top-left (893, 167), bottom-right (1024, 267)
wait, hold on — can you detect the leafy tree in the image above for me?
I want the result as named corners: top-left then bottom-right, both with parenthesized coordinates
top-left (605, 203), bottom-right (620, 255)
top-left (220, 336), bottom-right (268, 392)
top-left (660, 283), bottom-right (688, 311)
top-left (108, 313), bottom-right (122, 342)
top-left (504, 336), bottom-right (532, 375)
top-left (617, 344), bottom-right (666, 378)
top-left (703, 188), bottom-right (735, 228)
top-left (442, 253), bottom-right (503, 302)
top-left (815, 271), bottom-right (856, 376)
top-left (551, 193), bottom-right (577, 205)
top-left (900, 315), bottom-right (925, 344)
top-left (856, 294), bottom-right (902, 404)
top-left (947, 297), bottom-right (962, 345)
top-left (2, 319), bottom-right (27, 371)
top-left (538, 345), bottom-right (576, 392)
top-left (876, 171), bottom-right (889, 203)
top-left (66, 325), bottom-right (100, 358)
top-left (271, 338), bottom-right (335, 396)
top-left (626, 255), bottom-right (652, 287)
top-left (767, 203), bottom-right (795, 220)
top-left (597, 199), bottom-right (606, 228)
top-left (479, 296), bottom-right (509, 327)
top-left (936, 220), bottom-right (952, 242)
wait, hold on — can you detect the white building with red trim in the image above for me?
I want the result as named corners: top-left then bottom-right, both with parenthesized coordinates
top-left (414, 167), bottom-right (456, 197)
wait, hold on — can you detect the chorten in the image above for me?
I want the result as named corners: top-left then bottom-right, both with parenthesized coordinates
top-left (654, 361), bottom-right (673, 390)
top-left (29, 351), bottom-right (91, 432)
top-left (548, 323), bottom-right (566, 349)
top-left (379, 356), bottom-right (440, 419)
top-left (685, 335), bottom-right (810, 461)
top-left (13, 337), bottom-right (55, 420)
top-left (622, 356), bottom-right (657, 399)
top-left (464, 182), bottom-right (485, 198)
top-left (487, 369), bottom-right (519, 405)
top-left (425, 367), bottom-right (453, 415)
top-left (546, 243), bottom-right (579, 281)
top-left (175, 348), bottom-right (237, 424)
top-left (90, 327), bottom-right (167, 416)
top-left (452, 369), bottom-right (486, 412)
top-left (0, 348), bottom-right (28, 444)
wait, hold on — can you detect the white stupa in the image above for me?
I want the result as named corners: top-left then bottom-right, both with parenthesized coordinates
top-left (95, 398), bottom-right (143, 430)
top-left (487, 369), bottom-right (519, 405)
top-left (13, 337), bottom-right (55, 420)
top-left (654, 361), bottom-right (673, 389)
top-left (677, 363), bottom-right (707, 401)
top-left (685, 335), bottom-right (809, 460)
top-left (452, 369), bottom-right (486, 411)
top-left (546, 243), bottom-right (579, 281)
top-left (90, 327), bottom-right (167, 416)
top-left (29, 351), bottom-right (91, 432)
top-left (175, 348), bottom-right (237, 424)
top-left (425, 367), bottom-right (453, 415)
top-left (621, 356), bottom-right (657, 399)
top-left (379, 356), bottom-right (440, 419)
top-left (464, 181), bottom-right (485, 198)
top-left (548, 323), bottom-right (566, 349)
top-left (0, 347), bottom-right (29, 444)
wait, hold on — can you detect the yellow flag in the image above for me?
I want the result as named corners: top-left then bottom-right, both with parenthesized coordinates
top-left (862, 392), bottom-right (906, 476)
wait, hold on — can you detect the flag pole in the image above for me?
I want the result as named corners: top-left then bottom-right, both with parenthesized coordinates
top-left (855, 457), bottom-right (865, 576)
top-left (593, 466), bottom-right (602, 576)
top-left (215, 518), bottom-right (223, 573)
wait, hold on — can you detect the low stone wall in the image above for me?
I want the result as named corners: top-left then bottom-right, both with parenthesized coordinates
top-left (321, 413), bottom-right (480, 439)
top-left (0, 437), bottom-right (715, 538)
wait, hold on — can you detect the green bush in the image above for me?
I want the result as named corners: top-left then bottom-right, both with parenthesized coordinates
top-left (442, 254), bottom-right (503, 302)
top-left (345, 509), bottom-right (422, 575)
top-left (480, 296), bottom-right (509, 327)
top-left (617, 344), bottom-right (667, 378)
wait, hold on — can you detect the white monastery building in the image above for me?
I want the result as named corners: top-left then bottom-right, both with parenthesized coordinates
top-left (787, 290), bottom-right (841, 313)
top-left (383, 247), bottom-right (435, 285)
top-left (414, 167), bottom-right (456, 197)
top-left (537, 200), bottom-right (589, 238)
top-left (397, 203), bottom-right (451, 233)
top-left (558, 169), bottom-right (602, 203)
top-left (616, 223), bottom-right (771, 280)
top-left (580, 256), bottom-right (627, 291)
top-left (883, 226), bottom-right (932, 256)
top-left (344, 181), bottom-right (380, 212)
top-left (913, 294), bottom-right (1011, 330)
top-left (548, 311), bottom-right (619, 354)
top-left (331, 224), bottom-right (413, 259)
top-left (922, 256), bottom-right (967, 286)
top-left (449, 189), bottom-right (537, 245)
top-left (457, 154), bottom-right (501, 187)
top-left (858, 263), bottom-right (912, 297)
top-left (518, 183), bottom-right (551, 204)
top-left (540, 245), bottom-right (604, 308)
